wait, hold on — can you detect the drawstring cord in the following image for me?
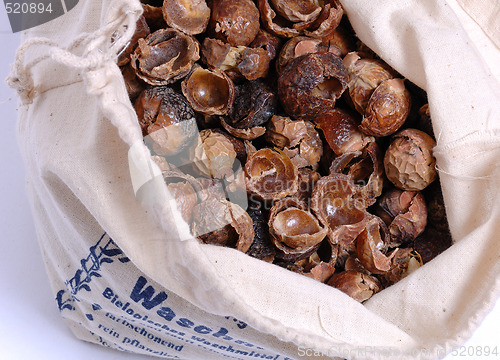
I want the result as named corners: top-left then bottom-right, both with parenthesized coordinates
top-left (6, 7), bottom-right (139, 105)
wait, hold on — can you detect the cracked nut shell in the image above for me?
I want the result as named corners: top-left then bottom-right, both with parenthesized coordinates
top-left (328, 270), bottom-right (381, 302)
top-left (131, 28), bottom-right (200, 85)
top-left (162, 0), bottom-right (210, 35)
top-left (355, 216), bottom-right (397, 274)
top-left (278, 52), bottom-right (348, 119)
top-left (360, 78), bottom-right (411, 137)
top-left (384, 128), bottom-right (437, 191)
top-left (210, 0), bottom-right (260, 47)
top-left (343, 52), bottom-right (395, 115)
top-left (375, 189), bottom-right (427, 247)
top-left (310, 173), bottom-right (369, 246)
top-left (265, 115), bottom-right (323, 169)
top-left (245, 148), bottom-right (298, 201)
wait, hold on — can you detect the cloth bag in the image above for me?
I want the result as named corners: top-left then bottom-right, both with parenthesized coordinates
top-left (8, 0), bottom-right (500, 359)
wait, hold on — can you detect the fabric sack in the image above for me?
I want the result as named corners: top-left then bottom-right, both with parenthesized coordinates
top-left (8, 0), bottom-right (500, 359)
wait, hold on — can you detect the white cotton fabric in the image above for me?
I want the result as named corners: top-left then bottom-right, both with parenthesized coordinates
top-left (9, 0), bottom-right (500, 359)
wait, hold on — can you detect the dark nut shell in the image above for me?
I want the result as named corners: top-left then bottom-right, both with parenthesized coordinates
top-left (258, 0), bottom-right (342, 39)
top-left (343, 52), bottom-right (395, 115)
top-left (181, 66), bottom-right (235, 115)
top-left (414, 227), bottom-right (452, 264)
top-left (162, 0), bottom-right (210, 35)
top-left (245, 148), bottom-right (298, 201)
top-left (375, 189), bottom-right (427, 247)
top-left (314, 108), bottom-right (374, 155)
top-left (329, 25), bottom-right (357, 57)
top-left (246, 202), bottom-right (276, 262)
top-left (237, 47), bottom-right (271, 81)
top-left (278, 52), bottom-right (348, 119)
top-left (221, 80), bottom-right (277, 139)
top-left (276, 36), bottom-right (341, 74)
top-left (210, 0), bottom-right (260, 46)
top-left (310, 173), bottom-right (369, 246)
top-left (329, 142), bottom-right (384, 207)
top-left (384, 128), bottom-right (437, 191)
top-left (355, 216), bottom-right (397, 274)
top-left (201, 37), bottom-right (232, 69)
top-left (131, 28), bottom-right (200, 85)
top-left (360, 78), bottom-right (411, 137)
top-left (328, 270), bottom-right (381, 302)
top-left (135, 86), bottom-right (198, 156)
top-left (266, 115), bottom-right (323, 169)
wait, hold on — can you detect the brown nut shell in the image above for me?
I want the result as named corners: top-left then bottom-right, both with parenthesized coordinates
top-left (384, 128), bottom-right (437, 191)
top-left (210, 0), bottom-right (260, 46)
top-left (245, 148), bottom-right (298, 201)
top-left (181, 66), bottom-right (235, 115)
top-left (303, 0), bottom-right (343, 39)
top-left (269, 197), bottom-right (328, 257)
top-left (276, 36), bottom-right (341, 74)
top-left (360, 78), bottom-right (411, 137)
top-left (310, 173), bottom-right (370, 246)
top-left (162, 0), bottom-right (210, 35)
top-left (131, 28), bottom-right (200, 85)
top-left (328, 270), bottom-right (381, 302)
top-left (329, 142), bottom-right (384, 207)
top-left (278, 52), bottom-right (348, 119)
top-left (258, 0), bottom-right (301, 38)
top-left (355, 216), bottom-right (397, 274)
top-left (343, 52), bottom-right (395, 115)
top-left (266, 115), bottom-right (323, 169)
top-left (314, 108), bottom-right (374, 155)
top-left (375, 189), bottom-right (427, 247)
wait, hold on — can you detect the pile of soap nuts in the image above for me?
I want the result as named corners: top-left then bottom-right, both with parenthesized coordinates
top-left (119, 0), bottom-right (452, 302)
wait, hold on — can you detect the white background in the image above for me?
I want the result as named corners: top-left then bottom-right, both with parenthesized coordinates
top-left (0, 3), bottom-right (499, 360)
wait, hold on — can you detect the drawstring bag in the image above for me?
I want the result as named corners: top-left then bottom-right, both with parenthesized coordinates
top-left (8, 0), bottom-right (500, 359)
